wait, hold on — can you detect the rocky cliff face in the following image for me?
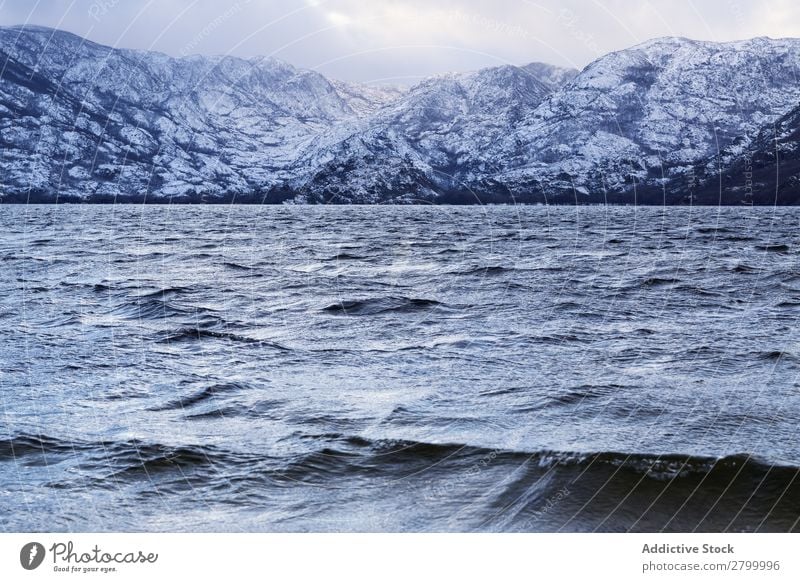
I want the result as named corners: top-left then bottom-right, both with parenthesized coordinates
top-left (1, 26), bottom-right (799, 204)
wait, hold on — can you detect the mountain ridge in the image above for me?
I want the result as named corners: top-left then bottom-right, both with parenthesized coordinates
top-left (1, 25), bottom-right (798, 204)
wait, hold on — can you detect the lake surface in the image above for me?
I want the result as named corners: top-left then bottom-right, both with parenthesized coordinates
top-left (1, 205), bottom-right (799, 532)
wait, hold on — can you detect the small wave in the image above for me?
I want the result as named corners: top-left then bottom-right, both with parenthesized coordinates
top-left (136, 287), bottom-right (193, 299)
top-left (695, 226), bottom-right (745, 236)
top-left (754, 350), bottom-right (793, 361)
top-left (149, 382), bottom-right (249, 411)
top-left (0, 433), bottom-right (85, 459)
top-left (183, 405), bottom-right (250, 420)
top-left (109, 444), bottom-right (218, 475)
top-left (37, 314), bottom-right (82, 328)
top-left (674, 285), bottom-right (723, 297)
top-left (109, 298), bottom-right (191, 320)
top-left (756, 244), bottom-right (790, 253)
top-left (9, 435), bottom-right (263, 482)
top-left (98, 441), bottom-right (264, 479)
top-left (322, 297), bottom-right (445, 316)
top-left (450, 266), bottom-right (516, 276)
top-left (221, 262), bottom-right (254, 271)
top-left (552, 300), bottom-right (583, 311)
top-left (549, 384), bottom-right (623, 406)
top-left (531, 333), bottom-right (586, 345)
top-left (329, 252), bottom-right (368, 261)
top-left (158, 327), bottom-right (288, 348)
top-left (0, 433), bottom-right (220, 473)
top-left (732, 264), bottom-right (759, 273)
top-left (273, 436), bottom-right (475, 483)
top-left (641, 277), bottom-right (680, 287)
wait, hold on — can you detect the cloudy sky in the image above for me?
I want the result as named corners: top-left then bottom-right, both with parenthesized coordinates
top-left (1, 0), bottom-right (798, 83)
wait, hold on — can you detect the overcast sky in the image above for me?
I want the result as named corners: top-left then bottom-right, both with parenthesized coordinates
top-left (1, 0), bottom-right (798, 83)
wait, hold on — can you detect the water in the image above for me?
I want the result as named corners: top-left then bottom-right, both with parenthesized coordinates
top-left (1, 204), bottom-right (799, 532)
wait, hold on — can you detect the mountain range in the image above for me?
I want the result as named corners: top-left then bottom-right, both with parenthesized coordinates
top-left (1, 25), bottom-right (799, 204)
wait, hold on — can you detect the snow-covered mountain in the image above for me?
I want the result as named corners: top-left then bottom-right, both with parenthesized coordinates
top-left (487, 36), bottom-right (800, 203)
top-left (0, 25), bottom-right (403, 201)
top-left (290, 63), bottom-right (575, 203)
top-left (1, 26), bottom-right (799, 203)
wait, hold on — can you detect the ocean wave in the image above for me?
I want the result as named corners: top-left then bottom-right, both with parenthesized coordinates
top-left (148, 382), bottom-right (250, 411)
top-left (0, 433), bottom-right (86, 459)
top-left (272, 434), bottom-right (799, 484)
top-left (756, 244), bottom-right (790, 253)
top-left (221, 261), bottom-right (255, 272)
top-left (135, 287), bottom-right (193, 299)
top-left (322, 296), bottom-right (446, 316)
top-left (640, 277), bottom-right (681, 287)
top-left (327, 252), bottom-right (368, 261)
top-left (448, 266), bottom-right (517, 276)
top-left (156, 327), bottom-right (288, 349)
top-left (0, 433), bottom-right (261, 479)
top-left (109, 298), bottom-right (191, 320)
top-left (5, 430), bottom-right (798, 531)
top-left (272, 436), bottom-right (800, 531)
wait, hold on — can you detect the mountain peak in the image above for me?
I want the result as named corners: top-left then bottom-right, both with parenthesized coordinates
top-left (630, 35), bottom-right (699, 49)
top-left (0, 24), bottom-right (94, 45)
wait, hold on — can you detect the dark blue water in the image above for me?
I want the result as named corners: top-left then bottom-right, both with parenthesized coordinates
top-left (1, 205), bottom-right (799, 532)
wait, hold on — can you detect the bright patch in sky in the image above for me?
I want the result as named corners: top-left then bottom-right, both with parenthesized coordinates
top-left (326, 11), bottom-right (351, 27)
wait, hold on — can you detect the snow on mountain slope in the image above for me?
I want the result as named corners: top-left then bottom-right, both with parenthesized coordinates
top-left (2, 26), bottom-right (799, 203)
top-left (291, 37), bottom-right (800, 203)
top-left (328, 80), bottom-right (405, 118)
top-left (519, 62), bottom-right (580, 91)
top-left (0, 25), bottom-right (387, 201)
top-left (291, 63), bottom-right (577, 202)
top-left (488, 36), bottom-right (800, 201)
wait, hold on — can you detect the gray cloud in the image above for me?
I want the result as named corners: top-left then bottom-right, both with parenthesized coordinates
top-left (1, 0), bottom-right (797, 83)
